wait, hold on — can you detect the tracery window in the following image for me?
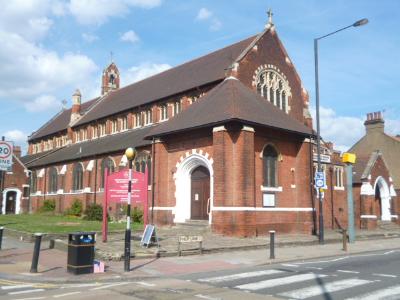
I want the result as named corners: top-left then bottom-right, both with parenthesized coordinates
top-left (134, 151), bottom-right (152, 184)
top-left (263, 145), bottom-right (278, 187)
top-left (30, 171), bottom-right (37, 193)
top-left (256, 68), bottom-right (290, 113)
top-left (334, 166), bottom-right (344, 188)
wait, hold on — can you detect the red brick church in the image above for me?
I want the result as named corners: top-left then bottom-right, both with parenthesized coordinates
top-left (19, 15), bottom-right (398, 236)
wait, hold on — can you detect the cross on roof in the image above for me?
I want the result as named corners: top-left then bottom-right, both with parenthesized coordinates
top-left (267, 8), bottom-right (273, 25)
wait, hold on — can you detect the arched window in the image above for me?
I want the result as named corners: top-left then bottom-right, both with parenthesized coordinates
top-left (72, 163), bottom-right (84, 191)
top-left (30, 171), bottom-right (37, 193)
top-left (134, 151), bottom-right (152, 184)
top-left (48, 167), bottom-right (58, 193)
top-left (100, 157), bottom-right (115, 188)
top-left (255, 68), bottom-right (290, 113)
top-left (263, 145), bottom-right (278, 187)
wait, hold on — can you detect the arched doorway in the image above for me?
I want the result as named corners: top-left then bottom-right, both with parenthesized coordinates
top-left (2, 189), bottom-right (22, 214)
top-left (174, 152), bottom-right (214, 224)
top-left (191, 166), bottom-right (210, 220)
top-left (374, 176), bottom-right (391, 221)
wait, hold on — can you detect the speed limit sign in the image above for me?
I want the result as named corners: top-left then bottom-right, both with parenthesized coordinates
top-left (0, 141), bottom-right (13, 171)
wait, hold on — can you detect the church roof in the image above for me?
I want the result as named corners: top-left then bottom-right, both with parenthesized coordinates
top-left (146, 77), bottom-right (312, 138)
top-left (352, 151), bottom-right (383, 183)
top-left (25, 126), bottom-right (154, 168)
top-left (74, 35), bottom-right (256, 127)
top-left (28, 98), bottom-right (99, 142)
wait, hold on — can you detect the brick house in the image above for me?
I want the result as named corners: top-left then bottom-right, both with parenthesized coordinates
top-left (0, 146), bottom-right (30, 214)
top-left (350, 112), bottom-right (399, 228)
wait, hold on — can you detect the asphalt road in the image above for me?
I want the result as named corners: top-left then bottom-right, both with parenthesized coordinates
top-left (1, 249), bottom-right (400, 299)
top-left (184, 248), bottom-right (400, 299)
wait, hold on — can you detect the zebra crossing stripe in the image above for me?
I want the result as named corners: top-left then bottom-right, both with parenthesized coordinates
top-left (345, 284), bottom-right (400, 300)
top-left (1, 284), bottom-right (34, 290)
top-left (236, 273), bottom-right (327, 291)
top-left (8, 289), bottom-right (45, 295)
top-left (279, 278), bottom-right (371, 299)
top-left (198, 269), bottom-right (284, 283)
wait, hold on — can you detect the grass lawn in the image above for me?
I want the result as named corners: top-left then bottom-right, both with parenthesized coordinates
top-left (0, 214), bottom-right (143, 234)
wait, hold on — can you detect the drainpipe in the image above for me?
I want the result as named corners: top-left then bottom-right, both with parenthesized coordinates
top-left (151, 137), bottom-right (156, 224)
top-left (309, 135), bottom-right (317, 235)
top-left (43, 167), bottom-right (47, 202)
top-left (94, 158), bottom-right (98, 204)
top-left (330, 166), bottom-right (334, 229)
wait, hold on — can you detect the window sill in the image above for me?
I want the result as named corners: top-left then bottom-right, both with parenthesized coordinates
top-left (261, 186), bottom-right (282, 192)
top-left (334, 186), bottom-right (345, 191)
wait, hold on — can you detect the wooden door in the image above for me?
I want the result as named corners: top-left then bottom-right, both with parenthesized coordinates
top-left (5, 191), bottom-right (16, 214)
top-left (191, 166), bottom-right (210, 220)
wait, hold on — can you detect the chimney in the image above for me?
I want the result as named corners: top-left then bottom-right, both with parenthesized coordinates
top-left (364, 111), bottom-right (384, 134)
top-left (70, 89), bottom-right (82, 125)
top-left (14, 146), bottom-right (21, 158)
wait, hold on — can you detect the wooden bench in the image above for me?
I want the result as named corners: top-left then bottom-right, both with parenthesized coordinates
top-left (177, 235), bottom-right (203, 256)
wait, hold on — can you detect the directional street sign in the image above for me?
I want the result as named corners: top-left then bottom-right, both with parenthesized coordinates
top-left (0, 141), bottom-right (13, 171)
top-left (315, 171), bottom-right (325, 188)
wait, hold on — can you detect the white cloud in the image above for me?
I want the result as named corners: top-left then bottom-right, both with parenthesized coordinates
top-left (3, 129), bottom-right (27, 145)
top-left (311, 106), bottom-right (365, 152)
top-left (195, 7), bottom-right (221, 31)
top-left (210, 18), bottom-right (222, 31)
top-left (196, 8), bottom-right (212, 20)
top-left (122, 62), bottom-right (171, 86)
top-left (82, 32), bottom-right (99, 42)
top-left (120, 30), bottom-right (139, 43)
top-left (0, 30), bottom-right (98, 104)
top-left (68, 0), bottom-right (162, 25)
top-left (24, 95), bottom-right (61, 112)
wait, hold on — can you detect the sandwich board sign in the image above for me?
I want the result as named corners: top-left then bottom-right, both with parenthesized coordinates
top-left (0, 141), bottom-right (13, 171)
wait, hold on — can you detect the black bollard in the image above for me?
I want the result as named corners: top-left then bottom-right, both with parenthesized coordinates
top-left (269, 230), bottom-right (275, 259)
top-left (0, 227), bottom-right (3, 250)
top-left (30, 233), bottom-right (43, 273)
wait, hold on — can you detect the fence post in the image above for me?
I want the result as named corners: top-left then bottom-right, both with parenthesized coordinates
top-left (342, 229), bottom-right (348, 251)
top-left (0, 227), bottom-right (4, 250)
top-left (30, 233), bottom-right (43, 273)
top-left (269, 230), bottom-right (275, 259)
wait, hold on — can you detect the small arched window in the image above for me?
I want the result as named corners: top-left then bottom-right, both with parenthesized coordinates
top-left (48, 167), bottom-right (58, 193)
top-left (100, 157), bottom-right (115, 188)
top-left (72, 163), bottom-right (84, 191)
top-left (263, 145), bottom-right (278, 187)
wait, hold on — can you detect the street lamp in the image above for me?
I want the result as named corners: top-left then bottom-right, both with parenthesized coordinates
top-left (124, 147), bottom-right (136, 272)
top-left (314, 18), bottom-right (368, 244)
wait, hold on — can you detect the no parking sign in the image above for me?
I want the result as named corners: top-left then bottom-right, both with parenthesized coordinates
top-left (0, 141), bottom-right (13, 171)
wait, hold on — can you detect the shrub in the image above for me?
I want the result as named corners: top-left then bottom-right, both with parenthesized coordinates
top-left (84, 203), bottom-right (103, 221)
top-left (65, 199), bottom-right (83, 217)
top-left (40, 199), bottom-right (56, 213)
top-left (121, 206), bottom-right (144, 223)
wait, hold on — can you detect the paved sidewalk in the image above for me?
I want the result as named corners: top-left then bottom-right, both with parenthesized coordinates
top-left (0, 226), bottom-right (399, 283)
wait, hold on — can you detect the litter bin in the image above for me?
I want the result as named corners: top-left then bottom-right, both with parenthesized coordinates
top-left (67, 232), bottom-right (95, 275)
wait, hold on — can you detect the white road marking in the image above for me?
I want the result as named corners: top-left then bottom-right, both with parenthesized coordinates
top-left (305, 267), bottom-right (323, 270)
top-left (53, 292), bottom-right (81, 298)
top-left (337, 270), bottom-right (360, 274)
top-left (372, 273), bottom-right (397, 278)
top-left (199, 269), bottom-right (284, 283)
top-left (134, 281), bottom-right (155, 287)
top-left (345, 284), bottom-right (400, 300)
top-left (281, 264), bottom-right (299, 267)
top-left (295, 256), bottom-right (350, 265)
top-left (195, 294), bottom-right (222, 300)
top-left (2, 284), bottom-right (34, 290)
top-left (279, 278), bottom-right (371, 299)
top-left (14, 297), bottom-right (45, 300)
top-left (8, 289), bottom-right (45, 295)
top-left (62, 283), bottom-right (101, 288)
top-left (236, 273), bottom-right (327, 291)
top-left (90, 282), bottom-right (130, 290)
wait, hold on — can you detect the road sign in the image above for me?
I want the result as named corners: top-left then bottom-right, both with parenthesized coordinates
top-left (315, 171), bottom-right (325, 188)
top-left (0, 141), bottom-right (13, 171)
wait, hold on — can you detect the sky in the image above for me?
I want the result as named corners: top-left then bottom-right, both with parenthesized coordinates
top-left (1, 0), bottom-right (400, 154)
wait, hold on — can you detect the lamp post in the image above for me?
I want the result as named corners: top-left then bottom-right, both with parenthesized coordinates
top-left (124, 147), bottom-right (136, 272)
top-left (314, 18), bottom-right (368, 244)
